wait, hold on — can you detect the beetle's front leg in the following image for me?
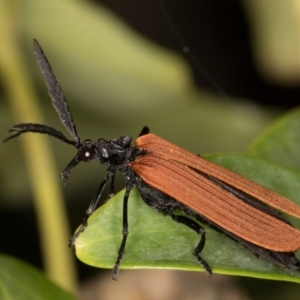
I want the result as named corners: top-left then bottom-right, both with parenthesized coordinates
top-left (69, 170), bottom-right (115, 247)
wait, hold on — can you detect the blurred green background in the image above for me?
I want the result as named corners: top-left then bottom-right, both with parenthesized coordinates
top-left (1, 0), bottom-right (300, 299)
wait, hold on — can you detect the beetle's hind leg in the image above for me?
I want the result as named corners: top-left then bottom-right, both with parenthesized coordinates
top-left (171, 214), bottom-right (212, 275)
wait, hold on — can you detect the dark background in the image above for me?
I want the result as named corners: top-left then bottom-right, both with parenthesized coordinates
top-left (96, 0), bottom-right (300, 108)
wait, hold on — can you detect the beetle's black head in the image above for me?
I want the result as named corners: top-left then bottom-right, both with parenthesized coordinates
top-left (61, 138), bottom-right (97, 185)
top-left (3, 121), bottom-right (98, 184)
top-left (78, 139), bottom-right (95, 162)
top-left (61, 135), bottom-right (134, 184)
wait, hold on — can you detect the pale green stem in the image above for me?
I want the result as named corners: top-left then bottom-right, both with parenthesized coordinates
top-left (0, 1), bottom-right (78, 294)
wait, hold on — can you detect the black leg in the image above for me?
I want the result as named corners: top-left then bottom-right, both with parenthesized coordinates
top-left (112, 186), bottom-right (131, 280)
top-left (107, 171), bottom-right (116, 199)
top-left (137, 180), bottom-right (212, 275)
top-left (171, 214), bottom-right (212, 275)
top-left (69, 171), bottom-right (114, 247)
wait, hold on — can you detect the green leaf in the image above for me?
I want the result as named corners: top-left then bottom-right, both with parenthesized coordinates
top-left (74, 109), bottom-right (300, 282)
top-left (246, 107), bottom-right (300, 170)
top-left (75, 161), bottom-right (300, 283)
top-left (0, 254), bottom-right (77, 300)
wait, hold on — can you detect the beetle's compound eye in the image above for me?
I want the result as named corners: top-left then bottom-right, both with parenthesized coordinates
top-left (79, 146), bottom-right (94, 162)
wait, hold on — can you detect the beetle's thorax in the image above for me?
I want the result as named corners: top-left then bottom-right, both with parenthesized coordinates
top-left (94, 135), bottom-right (147, 169)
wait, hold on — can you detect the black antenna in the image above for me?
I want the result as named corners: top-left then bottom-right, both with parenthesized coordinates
top-left (3, 123), bottom-right (76, 145)
top-left (33, 39), bottom-right (80, 147)
top-left (156, 0), bottom-right (227, 97)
